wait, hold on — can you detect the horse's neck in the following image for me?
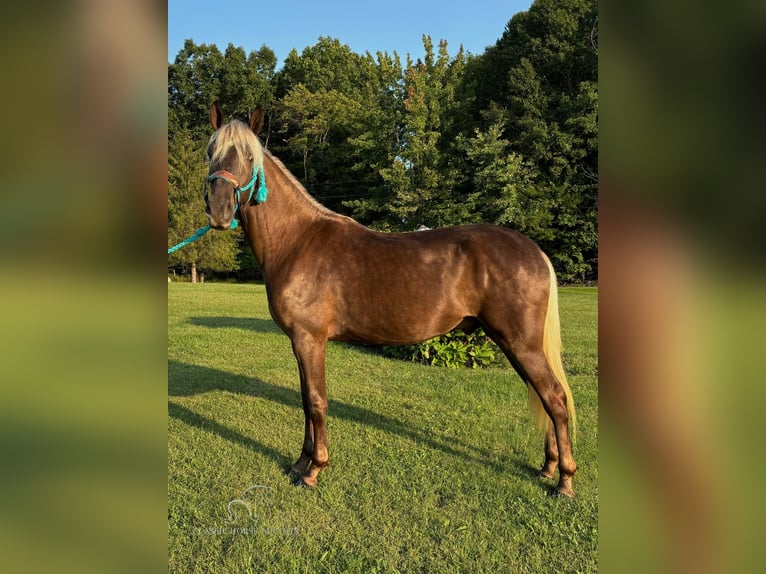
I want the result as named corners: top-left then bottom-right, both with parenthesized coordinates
top-left (244, 153), bottom-right (335, 275)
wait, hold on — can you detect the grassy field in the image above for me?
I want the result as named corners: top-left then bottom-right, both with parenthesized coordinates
top-left (168, 283), bottom-right (598, 573)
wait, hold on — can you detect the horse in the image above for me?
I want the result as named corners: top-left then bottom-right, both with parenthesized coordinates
top-left (203, 101), bottom-right (578, 496)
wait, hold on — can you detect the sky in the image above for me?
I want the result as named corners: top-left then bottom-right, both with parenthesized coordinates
top-left (169, 0), bottom-right (533, 66)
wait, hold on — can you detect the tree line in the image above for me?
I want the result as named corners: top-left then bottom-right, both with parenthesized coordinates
top-left (168, 0), bottom-right (597, 283)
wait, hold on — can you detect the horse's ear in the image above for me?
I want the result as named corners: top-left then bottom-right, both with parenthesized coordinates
top-left (249, 106), bottom-right (264, 135)
top-left (210, 100), bottom-right (224, 130)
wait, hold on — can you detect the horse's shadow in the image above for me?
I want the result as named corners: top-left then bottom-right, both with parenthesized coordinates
top-left (168, 400), bottom-right (293, 470)
top-left (188, 316), bottom-right (281, 333)
top-left (168, 356), bottom-right (539, 484)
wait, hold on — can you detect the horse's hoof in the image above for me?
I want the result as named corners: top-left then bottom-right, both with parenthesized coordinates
top-left (294, 475), bottom-right (317, 488)
top-left (538, 471), bottom-right (554, 480)
top-left (554, 486), bottom-right (575, 498)
top-left (546, 487), bottom-right (574, 498)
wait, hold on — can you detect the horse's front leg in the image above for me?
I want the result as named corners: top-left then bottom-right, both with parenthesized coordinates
top-left (289, 407), bottom-right (314, 478)
top-left (289, 331), bottom-right (329, 487)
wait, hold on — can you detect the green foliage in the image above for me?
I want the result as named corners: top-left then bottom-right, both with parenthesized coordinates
top-left (454, 119), bottom-right (534, 228)
top-left (376, 37), bottom-right (469, 229)
top-left (277, 37), bottom-right (370, 97)
top-left (168, 40), bottom-right (276, 140)
top-left (474, 0), bottom-right (599, 281)
top-left (278, 84), bottom-right (364, 183)
top-left (382, 328), bottom-right (500, 369)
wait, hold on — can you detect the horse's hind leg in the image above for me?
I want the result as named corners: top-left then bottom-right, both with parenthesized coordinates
top-left (486, 327), bottom-right (577, 496)
top-left (521, 348), bottom-right (576, 496)
top-left (539, 420), bottom-right (559, 480)
top-left (289, 331), bottom-right (330, 487)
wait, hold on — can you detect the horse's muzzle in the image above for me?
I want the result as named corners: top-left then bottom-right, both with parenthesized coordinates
top-left (206, 213), bottom-right (234, 230)
top-left (205, 203), bottom-right (234, 230)
top-left (205, 189), bottom-right (235, 230)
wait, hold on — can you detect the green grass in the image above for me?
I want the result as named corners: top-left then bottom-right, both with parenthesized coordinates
top-left (168, 283), bottom-right (598, 573)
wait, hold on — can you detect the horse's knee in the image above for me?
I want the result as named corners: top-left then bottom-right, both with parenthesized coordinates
top-left (308, 395), bottom-right (328, 422)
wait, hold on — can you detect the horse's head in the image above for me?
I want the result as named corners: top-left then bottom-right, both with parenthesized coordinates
top-left (205, 101), bottom-right (265, 230)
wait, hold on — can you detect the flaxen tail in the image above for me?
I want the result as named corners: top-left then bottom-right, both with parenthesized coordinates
top-left (528, 254), bottom-right (577, 442)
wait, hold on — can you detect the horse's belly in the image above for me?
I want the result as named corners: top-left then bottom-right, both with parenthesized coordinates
top-left (329, 301), bottom-right (472, 346)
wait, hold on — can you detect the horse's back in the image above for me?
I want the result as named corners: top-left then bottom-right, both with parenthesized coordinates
top-left (360, 223), bottom-right (549, 289)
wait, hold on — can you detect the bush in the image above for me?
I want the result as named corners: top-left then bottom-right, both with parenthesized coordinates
top-left (381, 328), bottom-right (500, 369)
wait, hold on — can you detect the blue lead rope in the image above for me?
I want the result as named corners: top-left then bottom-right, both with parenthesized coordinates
top-left (167, 219), bottom-right (238, 254)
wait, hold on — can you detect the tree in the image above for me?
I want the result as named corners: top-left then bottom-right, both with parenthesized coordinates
top-left (376, 37), bottom-right (468, 229)
top-left (343, 50), bottom-right (407, 227)
top-left (276, 37), bottom-right (369, 98)
top-left (168, 40), bottom-right (277, 140)
top-left (279, 84), bottom-right (363, 182)
top-left (462, 0), bottom-right (598, 280)
top-left (270, 38), bottom-right (394, 215)
top-left (168, 41), bottom-right (225, 139)
top-left (167, 129), bottom-right (240, 281)
top-left (219, 44), bottom-right (277, 123)
top-left (456, 120), bottom-right (534, 228)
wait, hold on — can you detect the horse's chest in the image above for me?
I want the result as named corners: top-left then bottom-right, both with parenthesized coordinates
top-left (266, 277), bottom-right (334, 331)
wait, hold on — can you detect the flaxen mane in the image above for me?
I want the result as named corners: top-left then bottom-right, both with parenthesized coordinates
top-left (208, 119), bottom-right (263, 175)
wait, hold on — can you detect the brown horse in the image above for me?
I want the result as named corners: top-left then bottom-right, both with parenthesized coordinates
top-left (204, 102), bottom-right (578, 496)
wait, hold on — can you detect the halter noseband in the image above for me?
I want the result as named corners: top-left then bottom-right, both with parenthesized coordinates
top-left (206, 165), bottom-right (268, 209)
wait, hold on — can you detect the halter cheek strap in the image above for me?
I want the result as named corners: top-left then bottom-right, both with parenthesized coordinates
top-left (206, 166), bottom-right (268, 208)
top-left (238, 166), bottom-right (269, 204)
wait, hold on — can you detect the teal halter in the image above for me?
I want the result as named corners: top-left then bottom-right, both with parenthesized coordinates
top-left (167, 165), bottom-right (267, 255)
top-left (206, 165), bottom-right (268, 209)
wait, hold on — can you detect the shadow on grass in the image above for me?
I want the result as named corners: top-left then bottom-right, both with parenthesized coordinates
top-left (188, 316), bottom-right (282, 334)
top-left (187, 317), bottom-right (392, 359)
top-left (168, 401), bottom-right (292, 470)
top-left (168, 359), bottom-right (541, 485)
